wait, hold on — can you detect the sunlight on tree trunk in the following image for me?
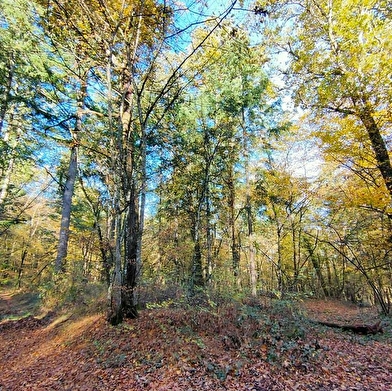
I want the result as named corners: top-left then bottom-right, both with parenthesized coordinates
top-left (55, 78), bottom-right (86, 273)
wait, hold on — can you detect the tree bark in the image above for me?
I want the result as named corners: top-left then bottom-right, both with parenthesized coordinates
top-left (272, 203), bottom-right (284, 294)
top-left (357, 104), bottom-right (392, 199)
top-left (0, 154), bottom-right (14, 213)
top-left (0, 82), bottom-right (16, 213)
top-left (122, 183), bottom-right (139, 319)
top-left (107, 213), bottom-right (124, 325)
top-left (191, 239), bottom-right (204, 288)
top-left (315, 320), bottom-right (382, 335)
top-left (304, 237), bottom-right (330, 297)
top-left (54, 143), bottom-right (78, 272)
top-left (246, 197), bottom-right (257, 296)
top-left (228, 167), bottom-right (240, 284)
top-left (17, 248), bottom-right (28, 289)
top-left (0, 55), bottom-right (14, 136)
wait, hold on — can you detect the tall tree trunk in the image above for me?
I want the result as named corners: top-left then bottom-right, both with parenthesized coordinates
top-left (190, 210), bottom-right (204, 290)
top-left (228, 167), bottom-right (240, 284)
top-left (190, 142), bottom-right (213, 292)
top-left (0, 155), bottom-right (14, 212)
top-left (133, 114), bottom-right (148, 308)
top-left (54, 77), bottom-right (86, 273)
top-left (0, 55), bottom-right (13, 135)
top-left (17, 248), bottom-right (28, 289)
top-left (272, 204), bottom-right (284, 294)
top-left (205, 192), bottom-right (213, 284)
top-left (54, 142), bottom-right (78, 272)
top-left (79, 177), bottom-right (112, 285)
top-left (290, 217), bottom-right (299, 290)
top-left (106, 44), bottom-right (123, 324)
top-left (191, 239), bottom-right (204, 289)
top-left (242, 120), bottom-right (257, 296)
top-left (246, 196), bottom-right (257, 297)
top-left (0, 108), bottom-right (16, 213)
top-left (116, 10), bottom-right (144, 319)
top-left (304, 237), bottom-right (329, 297)
top-left (173, 213), bottom-right (182, 283)
top-left (108, 211), bottom-right (124, 325)
top-left (122, 182), bottom-right (139, 319)
top-left (120, 83), bottom-right (138, 318)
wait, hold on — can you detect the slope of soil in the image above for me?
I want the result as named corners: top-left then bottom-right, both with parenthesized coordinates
top-left (0, 294), bottom-right (391, 390)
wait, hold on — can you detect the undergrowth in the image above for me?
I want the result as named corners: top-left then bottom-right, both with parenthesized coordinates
top-left (133, 289), bottom-right (322, 374)
top-left (38, 274), bottom-right (107, 315)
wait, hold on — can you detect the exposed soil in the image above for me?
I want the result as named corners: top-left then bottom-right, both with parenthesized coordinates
top-left (0, 292), bottom-right (391, 390)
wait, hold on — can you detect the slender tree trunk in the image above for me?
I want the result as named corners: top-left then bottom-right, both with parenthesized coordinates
top-left (116, 11), bottom-right (144, 319)
top-left (190, 209), bottom-right (204, 290)
top-left (108, 211), bottom-right (124, 325)
top-left (133, 119), bottom-right (147, 307)
top-left (277, 229), bottom-right (283, 294)
top-left (107, 146), bottom-right (124, 323)
top-left (0, 156), bottom-right (14, 212)
top-left (0, 108), bottom-right (16, 213)
top-left (174, 213), bottom-right (183, 283)
top-left (17, 248), bottom-right (28, 289)
top-left (249, 243), bottom-right (257, 296)
top-left (205, 184), bottom-right (213, 283)
top-left (304, 237), bottom-right (329, 297)
top-left (246, 196), bottom-right (257, 297)
top-left (107, 41), bottom-right (127, 324)
top-left (54, 143), bottom-right (78, 272)
top-left (79, 178), bottom-right (112, 285)
top-left (191, 239), bottom-right (204, 289)
top-left (291, 217), bottom-right (299, 291)
top-left (228, 167), bottom-right (240, 284)
top-left (0, 55), bottom-right (13, 136)
top-left (108, 44), bottom-right (125, 322)
top-left (122, 182), bottom-right (139, 318)
top-left (242, 120), bottom-right (257, 296)
top-left (272, 204), bottom-right (284, 294)
top-left (99, 225), bottom-right (112, 286)
top-left (120, 85), bottom-right (138, 318)
top-left (190, 146), bottom-right (213, 291)
top-left (54, 77), bottom-right (86, 273)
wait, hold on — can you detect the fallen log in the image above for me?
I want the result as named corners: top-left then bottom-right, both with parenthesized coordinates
top-left (315, 320), bottom-right (383, 335)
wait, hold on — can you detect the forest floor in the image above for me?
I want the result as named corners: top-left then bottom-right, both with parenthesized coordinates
top-left (0, 290), bottom-right (391, 391)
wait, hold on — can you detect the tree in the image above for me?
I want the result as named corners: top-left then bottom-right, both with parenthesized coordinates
top-left (0, 0), bottom-right (50, 216)
top-left (34, 0), bottom-right (245, 323)
top-left (310, 161), bottom-right (392, 313)
top-left (154, 20), bottom-right (281, 295)
top-left (255, 0), bottom-right (392, 202)
top-left (255, 158), bottom-right (311, 294)
top-left (35, 0), bottom-right (111, 275)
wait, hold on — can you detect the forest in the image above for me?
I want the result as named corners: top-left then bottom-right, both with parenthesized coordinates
top-left (1, 0), bottom-right (392, 389)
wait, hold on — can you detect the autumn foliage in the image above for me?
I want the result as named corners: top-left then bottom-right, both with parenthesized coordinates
top-left (1, 292), bottom-right (391, 390)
